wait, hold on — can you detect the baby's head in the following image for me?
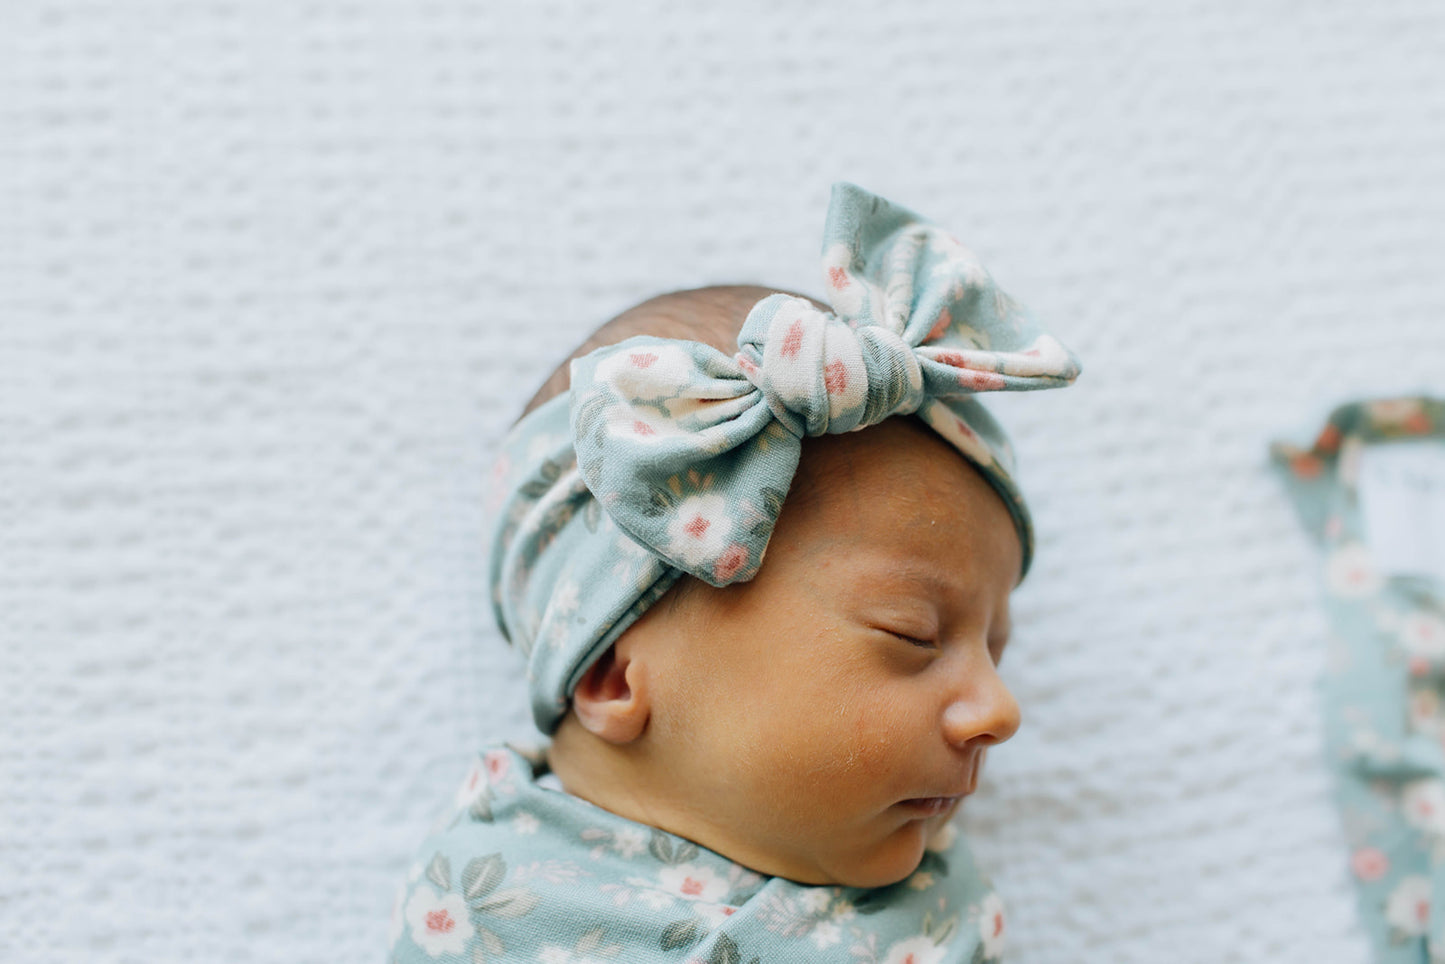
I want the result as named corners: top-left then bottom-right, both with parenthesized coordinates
top-left (487, 184), bottom-right (1078, 889)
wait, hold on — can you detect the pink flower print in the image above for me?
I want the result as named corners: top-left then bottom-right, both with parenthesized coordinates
top-left (712, 543), bottom-right (749, 583)
top-left (632, 420), bottom-right (656, 437)
top-left (932, 350), bottom-right (1007, 391)
top-left (665, 494), bottom-right (734, 569)
top-left (926, 307), bottom-right (953, 341)
top-left (779, 319), bottom-right (805, 360)
top-left (735, 353), bottom-right (760, 379)
top-left (484, 749), bottom-right (511, 783)
top-left (593, 343), bottom-right (694, 402)
top-left (823, 360), bottom-right (848, 395)
top-left (404, 886), bottom-right (475, 957)
top-left (1410, 656), bottom-right (1431, 678)
top-left (1350, 846), bottom-right (1389, 881)
top-left (957, 368), bottom-right (1007, 391)
top-left (827, 265), bottom-right (851, 290)
top-left (1289, 454), bottom-right (1324, 479)
top-left (657, 863), bottom-right (729, 903)
top-left (1385, 875), bottom-right (1432, 937)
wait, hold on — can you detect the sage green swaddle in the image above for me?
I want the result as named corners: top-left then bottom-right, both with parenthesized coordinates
top-left (1273, 398), bottom-right (1445, 960)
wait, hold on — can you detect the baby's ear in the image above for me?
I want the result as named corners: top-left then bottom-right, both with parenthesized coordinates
top-left (571, 645), bottom-right (649, 744)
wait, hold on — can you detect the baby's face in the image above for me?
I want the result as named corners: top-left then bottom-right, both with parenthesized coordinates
top-left (622, 416), bottom-right (1022, 888)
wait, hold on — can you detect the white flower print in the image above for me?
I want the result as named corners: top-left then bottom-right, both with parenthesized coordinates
top-left (656, 863), bottom-right (730, 903)
top-left (664, 494), bottom-right (734, 568)
top-left (611, 827), bottom-right (647, 859)
top-left (798, 888), bottom-right (833, 915)
top-left (978, 892), bottom-right (1007, 958)
top-left (809, 920), bottom-right (842, 949)
top-left (513, 811), bottom-right (540, 835)
top-left (404, 885), bottom-right (475, 957)
top-left (1325, 543), bottom-right (1381, 598)
top-left (593, 343), bottom-right (697, 402)
top-left (1402, 613), bottom-right (1445, 661)
top-left (1385, 874), bottom-right (1431, 936)
top-left (881, 934), bottom-right (946, 964)
top-left (1402, 779), bottom-right (1445, 836)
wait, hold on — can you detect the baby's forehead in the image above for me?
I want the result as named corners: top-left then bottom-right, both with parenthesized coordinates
top-left (780, 419), bottom-right (1023, 583)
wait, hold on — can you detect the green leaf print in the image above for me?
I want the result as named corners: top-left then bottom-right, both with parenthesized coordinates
top-left (660, 918), bottom-right (704, 951)
top-left (647, 829), bottom-right (699, 865)
top-left (426, 853), bottom-right (451, 891)
top-left (462, 853), bottom-right (505, 901)
top-left (475, 887), bottom-right (540, 918)
top-left (708, 933), bottom-right (742, 964)
top-left (648, 829), bottom-right (675, 863)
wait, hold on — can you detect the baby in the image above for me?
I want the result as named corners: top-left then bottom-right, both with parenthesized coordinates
top-left (389, 184), bottom-right (1080, 963)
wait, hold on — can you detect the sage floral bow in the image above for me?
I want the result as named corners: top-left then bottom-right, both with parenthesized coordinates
top-left (489, 183), bottom-right (1080, 732)
top-left (567, 182), bottom-right (1080, 589)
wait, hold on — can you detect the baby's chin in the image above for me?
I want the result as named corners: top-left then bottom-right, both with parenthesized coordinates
top-left (786, 815), bottom-right (949, 890)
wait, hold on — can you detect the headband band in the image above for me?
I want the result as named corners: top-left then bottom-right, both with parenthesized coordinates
top-left (489, 183), bottom-right (1081, 732)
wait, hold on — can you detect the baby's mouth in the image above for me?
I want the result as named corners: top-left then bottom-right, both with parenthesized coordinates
top-left (898, 754), bottom-right (984, 816)
top-left (896, 796), bottom-right (961, 817)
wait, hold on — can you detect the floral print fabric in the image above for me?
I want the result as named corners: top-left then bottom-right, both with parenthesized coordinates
top-left (389, 745), bottom-right (1008, 963)
top-left (489, 182), bottom-right (1080, 732)
top-left (1272, 397), bottom-right (1445, 961)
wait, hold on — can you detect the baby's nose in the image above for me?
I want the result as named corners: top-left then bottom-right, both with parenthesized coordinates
top-left (942, 676), bottom-right (1022, 749)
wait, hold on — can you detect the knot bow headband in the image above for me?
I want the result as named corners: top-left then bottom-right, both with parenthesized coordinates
top-left (490, 183), bottom-right (1081, 732)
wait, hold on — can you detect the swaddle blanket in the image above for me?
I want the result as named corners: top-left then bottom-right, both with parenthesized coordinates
top-left (388, 745), bottom-right (1007, 963)
top-left (1272, 397), bottom-right (1445, 960)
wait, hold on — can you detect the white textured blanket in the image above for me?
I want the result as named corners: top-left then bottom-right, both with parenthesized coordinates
top-left (4, 3), bottom-right (1445, 961)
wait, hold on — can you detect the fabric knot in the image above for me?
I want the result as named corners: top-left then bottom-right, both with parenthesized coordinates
top-left (736, 295), bottom-right (925, 437)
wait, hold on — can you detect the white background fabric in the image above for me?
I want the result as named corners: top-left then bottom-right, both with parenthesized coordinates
top-left (3, 2), bottom-right (1445, 960)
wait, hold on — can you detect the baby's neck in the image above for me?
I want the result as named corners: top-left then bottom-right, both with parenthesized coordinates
top-left (548, 714), bottom-right (672, 827)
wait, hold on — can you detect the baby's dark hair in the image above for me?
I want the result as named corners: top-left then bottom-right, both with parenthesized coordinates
top-left (519, 284), bottom-right (825, 421)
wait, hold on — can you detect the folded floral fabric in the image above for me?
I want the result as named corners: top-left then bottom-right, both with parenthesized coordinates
top-left (1272, 397), bottom-right (1445, 959)
top-left (388, 744), bottom-right (1007, 963)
